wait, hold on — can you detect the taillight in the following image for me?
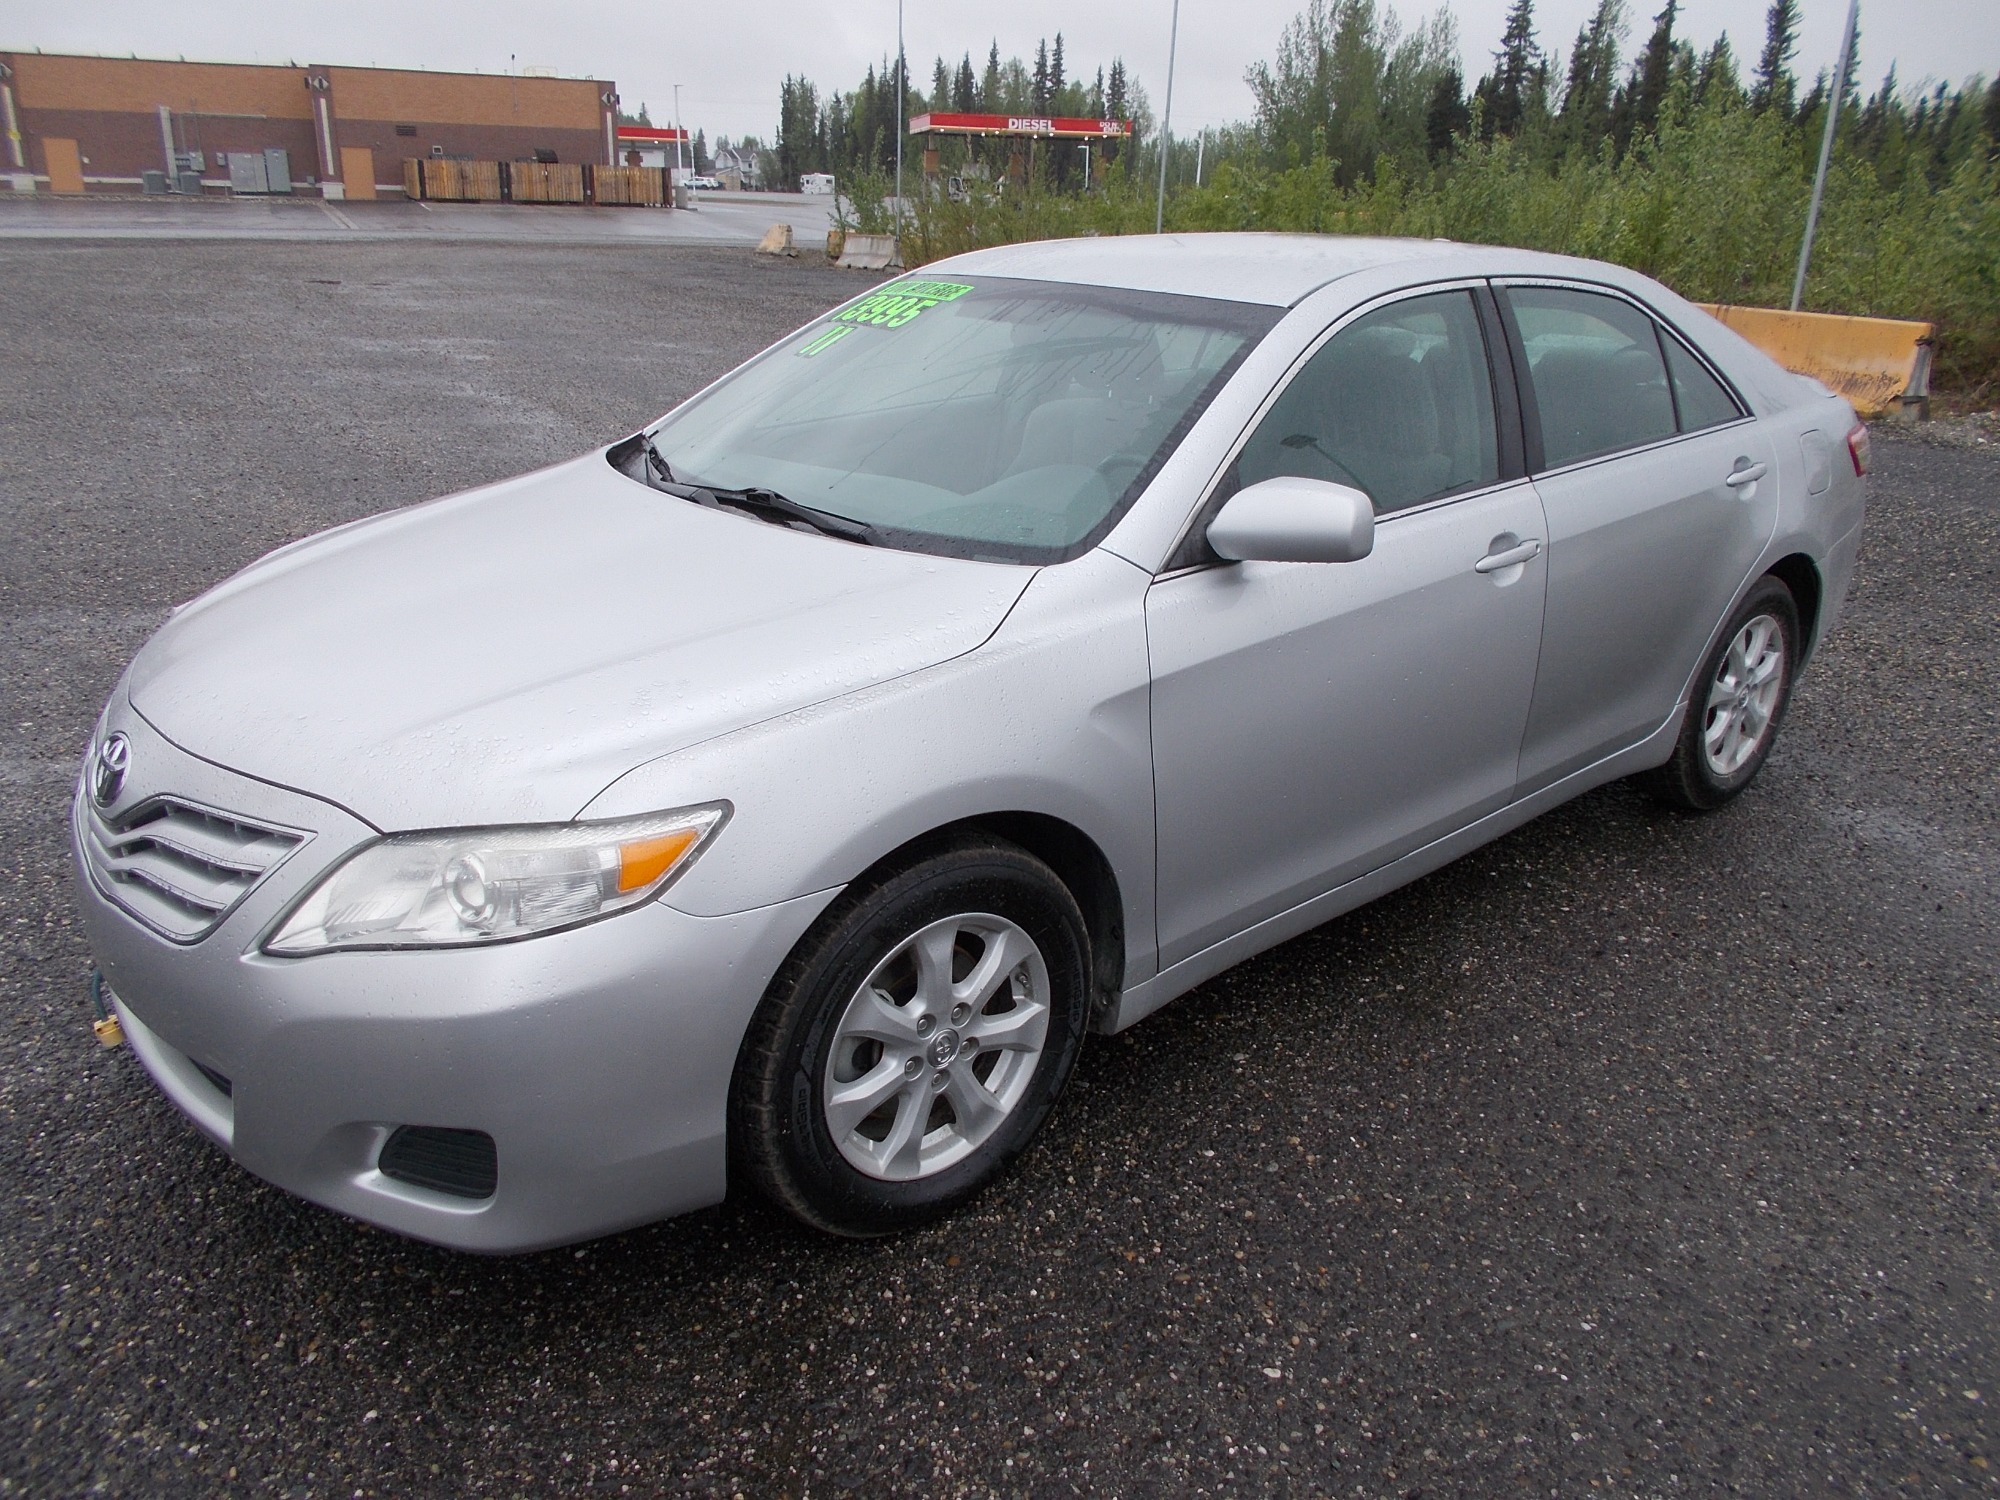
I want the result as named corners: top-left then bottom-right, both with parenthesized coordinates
top-left (1846, 422), bottom-right (1871, 476)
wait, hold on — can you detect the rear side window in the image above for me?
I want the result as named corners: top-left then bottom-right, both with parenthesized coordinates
top-left (1511, 287), bottom-right (1676, 468)
top-left (1661, 333), bottom-right (1745, 431)
top-left (1230, 289), bottom-right (1500, 515)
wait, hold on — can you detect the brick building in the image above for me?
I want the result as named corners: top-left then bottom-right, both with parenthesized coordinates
top-left (0, 51), bottom-right (619, 198)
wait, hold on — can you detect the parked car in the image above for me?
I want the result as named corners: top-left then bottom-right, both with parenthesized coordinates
top-left (74, 235), bottom-right (1866, 1250)
top-left (688, 174), bottom-right (722, 191)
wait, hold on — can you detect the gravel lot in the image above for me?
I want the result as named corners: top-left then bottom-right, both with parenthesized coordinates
top-left (1, 240), bottom-right (1994, 1497)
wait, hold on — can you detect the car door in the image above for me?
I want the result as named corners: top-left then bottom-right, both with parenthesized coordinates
top-left (1147, 285), bottom-right (1549, 970)
top-left (1499, 282), bottom-right (1779, 794)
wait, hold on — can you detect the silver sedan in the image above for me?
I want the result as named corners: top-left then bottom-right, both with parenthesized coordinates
top-left (72, 235), bottom-right (1867, 1248)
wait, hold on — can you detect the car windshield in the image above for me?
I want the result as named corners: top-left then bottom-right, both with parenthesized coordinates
top-left (641, 275), bottom-right (1278, 562)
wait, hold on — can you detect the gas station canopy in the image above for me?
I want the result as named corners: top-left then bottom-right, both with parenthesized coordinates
top-left (615, 126), bottom-right (689, 146)
top-left (907, 112), bottom-right (1133, 139)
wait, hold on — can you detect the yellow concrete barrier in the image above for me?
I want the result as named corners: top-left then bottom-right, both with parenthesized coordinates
top-left (1695, 303), bottom-right (1933, 419)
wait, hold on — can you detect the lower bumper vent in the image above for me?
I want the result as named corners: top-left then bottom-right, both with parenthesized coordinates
top-left (379, 1126), bottom-right (497, 1200)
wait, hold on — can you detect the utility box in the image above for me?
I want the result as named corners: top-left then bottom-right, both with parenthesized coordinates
top-left (141, 170), bottom-right (169, 194)
top-left (228, 151), bottom-right (269, 194)
top-left (227, 149), bottom-right (294, 195)
top-left (174, 169), bottom-right (204, 195)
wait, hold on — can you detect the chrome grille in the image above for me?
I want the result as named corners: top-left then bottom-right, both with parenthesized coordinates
top-left (81, 794), bottom-right (306, 942)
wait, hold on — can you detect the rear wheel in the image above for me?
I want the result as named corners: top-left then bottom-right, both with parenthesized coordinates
top-left (1638, 574), bottom-right (1799, 811)
top-left (730, 836), bottom-right (1089, 1237)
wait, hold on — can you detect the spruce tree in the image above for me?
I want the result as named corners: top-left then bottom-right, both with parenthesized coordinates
top-left (1695, 36), bottom-right (1742, 109)
top-left (1752, 0), bottom-right (1799, 118)
top-left (777, 75), bottom-right (827, 186)
top-left (1557, 0), bottom-right (1624, 155)
top-left (1425, 68), bottom-right (1471, 161)
top-left (1617, 0), bottom-right (1677, 150)
top-left (1106, 60), bottom-right (1129, 162)
top-left (1482, 0), bottom-right (1541, 139)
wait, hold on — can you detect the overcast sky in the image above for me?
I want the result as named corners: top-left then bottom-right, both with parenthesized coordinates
top-left (4, 0), bottom-right (1995, 144)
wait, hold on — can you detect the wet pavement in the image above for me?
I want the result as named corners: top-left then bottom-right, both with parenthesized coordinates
top-left (1, 237), bottom-right (1994, 1496)
top-left (0, 189), bottom-right (835, 246)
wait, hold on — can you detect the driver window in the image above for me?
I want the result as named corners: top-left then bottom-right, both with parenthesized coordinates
top-left (1231, 289), bottom-right (1501, 515)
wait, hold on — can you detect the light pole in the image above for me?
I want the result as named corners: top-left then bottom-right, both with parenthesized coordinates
top-left (673, 83), bottom-right (686, 188)
top-left (894, 0), bottom-right (905, 251)
top-left (1154, 0), bottom-right (1180, 234)
top-left (1791, 0), bottom-right (1860, 311)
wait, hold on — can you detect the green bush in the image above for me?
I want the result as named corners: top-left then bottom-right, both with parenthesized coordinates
top-left (895, 94), bottom-right (2000, 396)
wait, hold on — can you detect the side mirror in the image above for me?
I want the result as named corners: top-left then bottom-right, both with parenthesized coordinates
top-left (1206, 476), bottom-right (1375, 564)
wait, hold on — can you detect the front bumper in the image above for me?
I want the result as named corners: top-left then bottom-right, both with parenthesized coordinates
top-left (72, 700), bottom-right (836, 1252)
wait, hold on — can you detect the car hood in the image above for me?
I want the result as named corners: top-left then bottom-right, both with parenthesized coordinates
top-left (127, 453), bottom-right (1034, 830)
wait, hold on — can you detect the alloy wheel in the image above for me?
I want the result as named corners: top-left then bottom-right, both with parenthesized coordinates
top-left (822, 912), bottom-right (1051, 1182)
top-left (1702, 612), bottom-right (1786, 777)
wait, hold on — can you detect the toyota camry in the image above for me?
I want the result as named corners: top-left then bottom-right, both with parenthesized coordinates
top-left (73, 234), bottom-right (1867, 1248)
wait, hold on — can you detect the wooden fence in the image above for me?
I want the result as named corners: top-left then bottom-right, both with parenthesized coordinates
top-left (400, 160), bottom-right (668, 207)
top-left (404, 159), bottom-right (502, 202)
top-left (508, 162), bottom-right (587, 204)
top-left (592, 165), bottom-right (667, 207)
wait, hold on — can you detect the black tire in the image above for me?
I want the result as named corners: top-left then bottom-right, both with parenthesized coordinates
top-left (729, 835), bottom-right (1089, 1237)
top-left (1637, 574), bottom-right (1800, 812)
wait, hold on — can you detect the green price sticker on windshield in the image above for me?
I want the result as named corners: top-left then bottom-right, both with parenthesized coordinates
top-left (832, 279), bottom-right (974, 329)
top-left (796, 324), bottom-right (854, 358)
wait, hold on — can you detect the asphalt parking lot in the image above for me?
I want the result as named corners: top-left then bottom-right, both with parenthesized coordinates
top-left (0, 190), bottom-right (837, 246)
top-left (1, 238), bottom-right (1994, 1497)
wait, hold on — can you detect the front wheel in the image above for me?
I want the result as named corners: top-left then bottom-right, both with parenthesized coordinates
top-left (1638, 574), bottom-right (1799, 811)
top-left (730, 837), bottom-right (1089, 1237)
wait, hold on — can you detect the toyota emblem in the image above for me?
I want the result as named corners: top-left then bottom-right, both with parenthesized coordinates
top-left (91, 733), bottom-right (130, 807)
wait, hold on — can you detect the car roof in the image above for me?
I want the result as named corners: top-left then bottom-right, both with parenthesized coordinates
top-left (923, 233), bottom-right (1812, 411)
top-left (929, 233), bottom-right (1571, 307)
top-left (920, 233), bottom-right (1811, 416)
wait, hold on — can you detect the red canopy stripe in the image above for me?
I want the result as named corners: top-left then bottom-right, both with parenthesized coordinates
top-left (907, 113), bottom-right (1133, 139)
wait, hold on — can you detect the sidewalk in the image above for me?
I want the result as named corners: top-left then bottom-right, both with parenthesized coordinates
top-left (0, 191), bottom-right (835, 247)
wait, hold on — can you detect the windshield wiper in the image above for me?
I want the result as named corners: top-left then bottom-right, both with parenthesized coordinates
top-left (713, 487), bottom-right (874, 544)
top-left (637, 431), bottom-right (680, 487)
top-left (701, 485), bottom-right (875, 545)
top-left (619, 432), bottom-right (874, 545)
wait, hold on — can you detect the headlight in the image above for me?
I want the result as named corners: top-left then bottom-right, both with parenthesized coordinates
top-left (264, 804), bottom-right (728, 955)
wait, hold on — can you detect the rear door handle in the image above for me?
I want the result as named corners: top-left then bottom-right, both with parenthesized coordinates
top-left (1474, 538), bottom-right (1543, 573)
top-left (1725, 461), bottom-right (1769, 487)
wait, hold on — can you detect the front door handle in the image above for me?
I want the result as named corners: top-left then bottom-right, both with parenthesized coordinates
top-left (1474, 538), bottom-right (1543, 573)
top-left (1725, 461), bottom-right (1769, 487)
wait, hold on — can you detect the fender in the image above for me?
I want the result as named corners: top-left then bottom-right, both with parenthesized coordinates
top-left (579, 548), bottom-right (1163, 987)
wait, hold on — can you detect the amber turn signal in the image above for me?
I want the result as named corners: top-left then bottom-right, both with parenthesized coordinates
top-left (617, 828), bottom-right (701, 892)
